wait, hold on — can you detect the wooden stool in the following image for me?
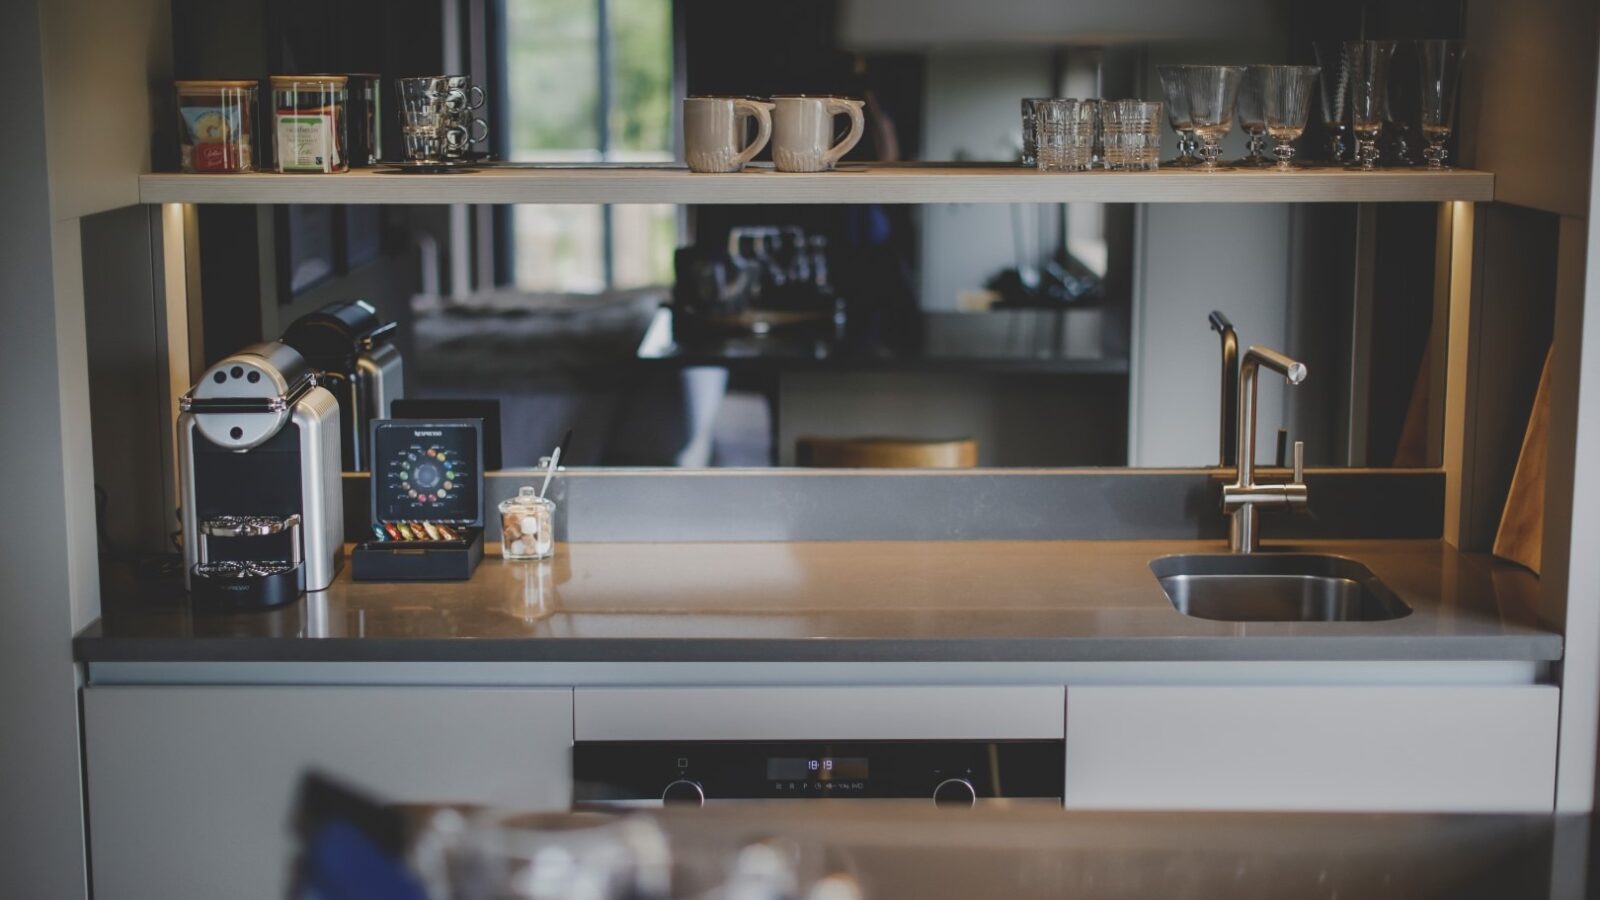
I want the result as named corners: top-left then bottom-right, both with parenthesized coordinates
top-left (795, 436), bottom-right (979, 469)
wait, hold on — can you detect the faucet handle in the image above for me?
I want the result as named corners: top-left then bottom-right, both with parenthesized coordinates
top-left (1293, 441), bottom-right (1305, 485)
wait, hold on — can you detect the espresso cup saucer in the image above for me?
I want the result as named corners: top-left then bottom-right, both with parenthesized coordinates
top-left (377, 159), bottom-right (482, 174)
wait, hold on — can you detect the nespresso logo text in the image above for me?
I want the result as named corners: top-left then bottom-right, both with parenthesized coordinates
top-left (414, 430), bottom-right (443, 436)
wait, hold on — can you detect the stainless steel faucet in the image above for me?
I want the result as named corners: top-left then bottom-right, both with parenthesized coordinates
top-left (1222, 345), bottom-right (1309, 553)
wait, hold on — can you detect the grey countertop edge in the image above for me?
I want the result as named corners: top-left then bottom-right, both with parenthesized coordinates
top-left (71, 633), bottom-right (1565, 664)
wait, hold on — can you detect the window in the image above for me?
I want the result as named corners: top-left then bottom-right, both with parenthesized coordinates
top-left (502, 0), bottom-right (676, 294)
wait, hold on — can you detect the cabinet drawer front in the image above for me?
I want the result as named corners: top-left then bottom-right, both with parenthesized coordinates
top-left (84, 686), bottom-right (573, 900)
top-left (1065, 685), bottom-right (1557, 812)
top-left (576, 686), bottom-right (1065, 741)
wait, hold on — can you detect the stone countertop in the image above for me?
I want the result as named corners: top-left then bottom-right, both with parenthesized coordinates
top-left (73, 539), bottom-right (1561, 663)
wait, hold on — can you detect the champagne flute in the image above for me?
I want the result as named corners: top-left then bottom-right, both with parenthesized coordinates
top-left (1417, 39), bottom-right (1466, 169)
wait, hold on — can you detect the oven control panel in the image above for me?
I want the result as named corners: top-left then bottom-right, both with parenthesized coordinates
top-left (572, 740), bottom-right (1063, 808)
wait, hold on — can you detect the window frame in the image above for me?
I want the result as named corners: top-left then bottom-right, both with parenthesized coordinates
top-left (490, 0), bottom-right (677, 293)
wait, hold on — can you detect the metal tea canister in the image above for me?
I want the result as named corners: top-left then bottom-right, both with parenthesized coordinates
top-left (500, 486), bottom-right (554, 560)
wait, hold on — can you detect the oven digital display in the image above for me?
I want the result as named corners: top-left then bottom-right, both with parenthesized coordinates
top-left (766, 757), bottom-right (869, 781)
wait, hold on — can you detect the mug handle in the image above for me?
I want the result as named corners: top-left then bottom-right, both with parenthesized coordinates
top-left (444, 88), bottom-right (469, 114)
top-left (822, 98), bottom-right (865, 169)
top-left (731, 99), bottom-right (772, 168)
top-left (468, 84), bottom-right (486, 111)
top-left (468, 117), bottom-right (490, 144)
top-left (444, 124), bottom-right (471, 152)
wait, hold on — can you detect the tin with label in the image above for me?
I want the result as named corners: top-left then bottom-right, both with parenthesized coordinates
top-left (270, 75), bottom-right (348, 173)
top-left (175, 80), bottom-right (257, 173)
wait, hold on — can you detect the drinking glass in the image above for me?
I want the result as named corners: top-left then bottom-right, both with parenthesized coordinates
top-left (1034, 99), bottom-right (1093, 172)
top-left (1020, 97), bottom-right (1051, 166)
top-left (1383, 42), bottom-right (1421, 165)
top-left (1260, 65), bottom-right (1321, 169)
top-left (1347, 41), bottom-right (1398, 170)
top-left (395, 77), bottom-right (470, 161)
top-left (1157, 67), bottom-right (1199, 167)
top-left (1181, 65), bottom-right (1245, 169)
top-left (1235, 67), bottom-right (1271, 166)
top-left (1417, 39), bottom-right (1465, 169)
top-left (1082, 99), bottom-right (1106, 169)
top-left (441, 75), bottom-right (489, 159)
top-left (1102, 100), bottom-right (1163, 170)
top-left (1313, 42), bottom-right (1353, 162)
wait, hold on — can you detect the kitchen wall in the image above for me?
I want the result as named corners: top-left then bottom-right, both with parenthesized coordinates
top-left (8, 0), bottom-right (176, 894)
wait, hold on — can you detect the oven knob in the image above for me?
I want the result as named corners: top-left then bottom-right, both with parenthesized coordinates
top-left (932, 778), bottom-right (977, 808)
top-left (662, 779), bottom-right (705, 807)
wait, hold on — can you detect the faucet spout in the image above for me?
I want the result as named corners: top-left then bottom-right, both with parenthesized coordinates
top-left (1224, 345), bottom-right (1310, 553)
top-left (1208, 311), bottom-right (1238, 467)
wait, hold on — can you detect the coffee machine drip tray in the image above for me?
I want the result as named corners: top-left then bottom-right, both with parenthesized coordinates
top-left (191, 513), bottom-right (306, 610)
top-left (190, 560), bottom-right (305, 610)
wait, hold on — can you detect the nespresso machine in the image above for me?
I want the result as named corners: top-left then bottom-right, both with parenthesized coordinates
top-left (281, 299), bottom-right (403, 471)
top-left (178, 342), bottom-right (344, 610)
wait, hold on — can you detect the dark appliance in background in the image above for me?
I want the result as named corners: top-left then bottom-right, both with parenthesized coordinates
top-left (281, 299), bottom-right (404, 471)
top-left (672, 226), bottom-right (844, 343)
top-left (574, 740), bottom-right (1065, 808)
top-left (178, 342), bottom-right (344, 610)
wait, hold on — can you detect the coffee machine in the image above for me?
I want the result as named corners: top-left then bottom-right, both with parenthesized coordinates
top-left (281, 299), bottom-right (403, 471)
top-left (178, 342), bottom-right (344, 610)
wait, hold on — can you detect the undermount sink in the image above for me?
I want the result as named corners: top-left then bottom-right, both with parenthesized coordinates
top-left (1150, 554), bottom-right (1412, 623)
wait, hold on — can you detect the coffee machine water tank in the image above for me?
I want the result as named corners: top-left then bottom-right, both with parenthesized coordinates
top-left (178, 342), bottom-right (343, 609)
top-left (281, 299), bottom-right (404, 471)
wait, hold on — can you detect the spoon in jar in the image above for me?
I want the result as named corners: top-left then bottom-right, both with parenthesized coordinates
top-left (538, 429), bottom-right (572, 501)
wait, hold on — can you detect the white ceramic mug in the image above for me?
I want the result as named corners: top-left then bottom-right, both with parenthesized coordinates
top-left (683, 96), bottom-right (773, 173)
top-left (771, 96), bottom-right (865, 173)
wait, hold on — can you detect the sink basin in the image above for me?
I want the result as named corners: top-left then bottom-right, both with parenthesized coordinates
top-left (1150, 554), bottom-right (1412, 622)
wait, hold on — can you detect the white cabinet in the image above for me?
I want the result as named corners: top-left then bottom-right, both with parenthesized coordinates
top-left (83, 686), bottom-right (572, 900)
top-left (1064, 685), bottom-right (1558, 812)
top-left (575, 686), bottom-right (1065, 740)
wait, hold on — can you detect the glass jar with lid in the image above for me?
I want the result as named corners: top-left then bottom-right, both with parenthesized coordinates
top-left (499, 486), bottom-right (555, 560)
top-left (270, 75), bottom-right (348, 173)
top-left (174, 80), bottom-right (258, 173)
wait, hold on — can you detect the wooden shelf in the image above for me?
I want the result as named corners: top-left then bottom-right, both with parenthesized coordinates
top-left (139, 163), bottom-right (1495, 206)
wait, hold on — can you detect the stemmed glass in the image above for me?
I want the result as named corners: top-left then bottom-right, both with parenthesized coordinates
top-left (1312, 42), bottom-right (1352, 162)
top-left (1260, 65), bottom-right (1321, 169)
top-left (1235, 67), bottom-right (1272, 166)
top-left (1347, 41), bottom-right (1398, 170)
top-left (1384, 42), bottom-right (1421, 165)
top-left (1157, 67), bottom-right (1200, 167)
top-left (1417, 39), bottom-right (1465, 169)
top-left (1182, 66), bottom-right (1246, 169)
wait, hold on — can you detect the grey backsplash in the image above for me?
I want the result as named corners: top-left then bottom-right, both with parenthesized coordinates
top-left (344, 469), bottom-right (1443, 543)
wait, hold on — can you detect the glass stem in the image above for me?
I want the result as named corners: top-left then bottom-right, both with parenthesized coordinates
top-left (1424, 140), bottom-right (1448, 169)
top-left (1357, 136), bottom-right (1379, 170)
top-left (1274, 139), bottom-right (1296, 169)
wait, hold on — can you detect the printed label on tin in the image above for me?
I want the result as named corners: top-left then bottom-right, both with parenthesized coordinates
top-left (276, 114), bottom-right (338, 172)
top-left (180, 106), bottom-right (250, 172)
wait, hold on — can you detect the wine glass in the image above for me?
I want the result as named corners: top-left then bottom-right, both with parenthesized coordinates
top-left (1312, 42), bottom-right (1352, 162)
top-left (1182, 65), bottom-right (1246, 169)
top-left (1157, 67), bottom-right (1200, 167)
top-left (1235, 67), bottom-right (1272, 166)
top-left (1417, 39), bottom-right (1465, 169)
top-left (1384, 41), bottom-right (1421, 165)
top-left (1347, 40), bottom-right (1398, 170)
top-left (1260, 65), bottom-right (1322, 169)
